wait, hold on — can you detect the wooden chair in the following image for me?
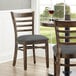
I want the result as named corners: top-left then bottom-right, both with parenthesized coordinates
top-left (11, 11), bottom-right (49, 70)
top-left (53, 20), bottom-right (76, 76)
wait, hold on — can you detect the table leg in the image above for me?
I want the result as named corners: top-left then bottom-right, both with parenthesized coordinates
top-left (63, 58), bottom-right (71, 76)
top-left (63, 27), bottom-right (71, 76)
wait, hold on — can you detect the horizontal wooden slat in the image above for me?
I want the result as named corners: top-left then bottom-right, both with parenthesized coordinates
top-left (27, 46), bottom-right (45, 49)
top-left (17, 29), bottom-right (32, 32)
top-left (57, 30), bottom-right (76, 33)
top-left (16, 20), bottom-right (32, 22)
top-left (55, 20), bottom-right (76, 27)
top-left (61, 63), bottom-right (76, 66)
top-left (59, 36), bottom-right (76, 39)
top-left (14, 12), bottom-right (33, 17)
top-left (59, 42), bottom-right (76, 45)
top-left (16, 24), bottom-right (32, 27)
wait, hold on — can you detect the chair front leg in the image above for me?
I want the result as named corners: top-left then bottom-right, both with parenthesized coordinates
top-left (13, 43), bottom-right (18, 66)
top-left (45, 41), bottom-right (49, 68)
top-left (23, 43), bottom-right (27, 70)
top-left (33, 44), bottom-right (36, 64)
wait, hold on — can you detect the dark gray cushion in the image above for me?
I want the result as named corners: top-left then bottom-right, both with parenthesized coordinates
top-left (53, 45), bottom-right (76, 57)
top-left (18, 35), bottom-right (48, 44)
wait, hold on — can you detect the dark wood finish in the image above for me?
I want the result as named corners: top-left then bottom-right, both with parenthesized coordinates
top-left (41, 21), bottom-right (54, 27)
top-left (54, 20), bottom-right (76, 76)
top-left (11, 11), bottom-right (49, 70)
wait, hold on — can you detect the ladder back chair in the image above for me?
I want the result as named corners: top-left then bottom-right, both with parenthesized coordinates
top-left (53, 20), bottom-right (76, 76)
top-left (11, 11), bottom-right (49, 70)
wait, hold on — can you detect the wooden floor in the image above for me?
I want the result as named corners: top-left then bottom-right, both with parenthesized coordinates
top-left (0, 57), bottom-right (76, 76)
top-left (0, 57), bottom-right (54, 76)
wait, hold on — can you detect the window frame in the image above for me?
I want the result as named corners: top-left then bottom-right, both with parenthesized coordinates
top-left (31, 0), bottom-right (40, 34)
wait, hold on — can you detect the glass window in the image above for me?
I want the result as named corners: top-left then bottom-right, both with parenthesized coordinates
top-left (65, 0), bottom-right (76, 19)
top-left (40, 0), bottom-right (76, 44)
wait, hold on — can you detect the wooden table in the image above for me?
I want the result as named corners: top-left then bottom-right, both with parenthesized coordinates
top-left (41, 21), bottom-right (71, 76)
top-left (41, 21), bottom-right (55, 27)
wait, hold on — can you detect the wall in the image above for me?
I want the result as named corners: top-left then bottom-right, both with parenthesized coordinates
top-left (0, 0), bottom-right (31, 10)
top-left (0, 0), bottom-right (31, 63)
top-left (0, 0), bottom-right (53, 63)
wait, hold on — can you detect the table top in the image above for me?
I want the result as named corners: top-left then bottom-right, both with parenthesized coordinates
top-left (40, 21), bottom-right (55, 27)
top-left (41, 20), bottom-right (76, 27)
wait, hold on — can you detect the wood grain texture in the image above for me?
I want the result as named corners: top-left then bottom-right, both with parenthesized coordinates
top-left (0, 57), bottom-right (53, 76)
top-left (0, 57), bottom-right (76, 76)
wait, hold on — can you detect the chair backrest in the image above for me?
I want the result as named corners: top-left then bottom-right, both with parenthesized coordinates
top-left (11, 11), bottom-right (34, 39)
top-left (55, 20), bottom-right (76, 46)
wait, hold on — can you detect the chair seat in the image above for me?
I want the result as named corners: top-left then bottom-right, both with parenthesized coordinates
top-left (53, 45), bottom-right (76, 58)
top-left (18, 35), bottom-right (48, 44)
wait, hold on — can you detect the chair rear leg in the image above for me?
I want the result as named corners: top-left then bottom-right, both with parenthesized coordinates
top-left (13, 43), bottom-right (18, 66)
top-left (23, 43), bottom-right (27, 70)
top-left (45, 41), bottom-right (49, 68)
top-left (33, 44), bottom-right (36, 64)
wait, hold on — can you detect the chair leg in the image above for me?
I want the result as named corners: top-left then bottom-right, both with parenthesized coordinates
top-left (55, 57), bottom-right (60, 76)
top-left (33, 44), bottom-right (36, 64)
top-left (23, 43), bottom-right (27, 70)
top-left (45, 41), bottom-right (49, 68)
top-left (13, 43), bottom-right (18, 66)
top-left (54, 56), bottom-right (56, 76)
